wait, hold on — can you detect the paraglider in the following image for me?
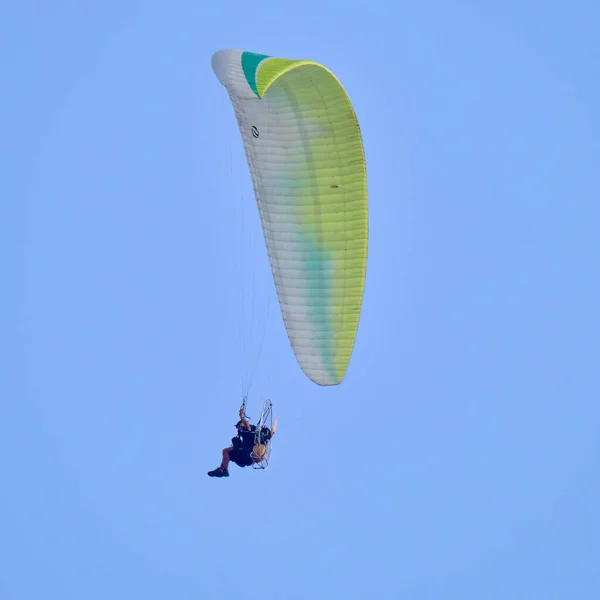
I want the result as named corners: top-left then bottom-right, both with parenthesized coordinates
top-left (212, 49), bottom-right (368, 387)
top-left (207, 398), bottom-right (277, 478)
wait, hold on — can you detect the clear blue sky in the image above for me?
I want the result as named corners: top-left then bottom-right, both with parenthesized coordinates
top-left (2, 1), bottom-right (599, 599)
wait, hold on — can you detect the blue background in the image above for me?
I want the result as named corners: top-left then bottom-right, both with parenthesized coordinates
top-left (2, 1), bottom-right (599, 598)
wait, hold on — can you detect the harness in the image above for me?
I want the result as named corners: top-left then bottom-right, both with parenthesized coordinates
top-left (236, 397), bottom-right (275, 469)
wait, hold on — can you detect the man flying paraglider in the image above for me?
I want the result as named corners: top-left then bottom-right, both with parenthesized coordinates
top-left (208, 400), bottom-right (276, 478)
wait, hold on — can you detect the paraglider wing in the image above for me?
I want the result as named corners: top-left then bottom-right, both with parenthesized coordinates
top-left (212, 49), bottom-right (368, 386)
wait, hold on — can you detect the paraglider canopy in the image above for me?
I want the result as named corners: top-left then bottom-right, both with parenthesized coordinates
top-left (212, 49), bottom-right (368, 387)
